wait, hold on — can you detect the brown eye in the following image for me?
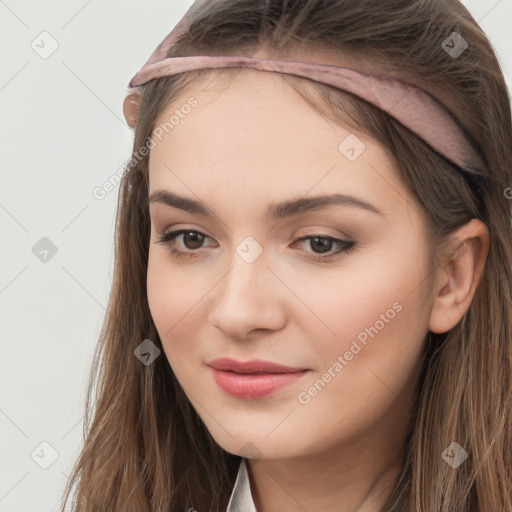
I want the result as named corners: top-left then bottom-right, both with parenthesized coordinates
top-left (180, 231), bottom-right (206, 250)
top-left (156, 229), bottom-right (213, 259)
top-left (293, 234), bottom-right (356, 261)
top-left (308, 236), bottom-right (334, 254)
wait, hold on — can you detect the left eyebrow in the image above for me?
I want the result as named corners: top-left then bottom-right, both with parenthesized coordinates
top-left (148, 190), bottom-right (385, 219)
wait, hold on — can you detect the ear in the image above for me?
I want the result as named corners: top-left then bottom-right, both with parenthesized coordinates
top-left (123, 92), bottom-right (140, 128)
top-left (429, 219), bottom-right (489, 334)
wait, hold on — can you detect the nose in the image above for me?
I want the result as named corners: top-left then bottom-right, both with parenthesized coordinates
top-left (208, 248), bottom-right (287, 341)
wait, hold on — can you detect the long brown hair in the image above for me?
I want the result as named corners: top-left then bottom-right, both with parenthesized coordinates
top-left (60, 1), bottom-right (512, 510)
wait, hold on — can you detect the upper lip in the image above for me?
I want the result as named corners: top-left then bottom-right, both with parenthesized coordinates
top-left (207, 357), bottom-right (309, 374)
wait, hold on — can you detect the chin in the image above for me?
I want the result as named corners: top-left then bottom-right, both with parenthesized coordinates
top-left (203, 421), bottom-right (302, 460)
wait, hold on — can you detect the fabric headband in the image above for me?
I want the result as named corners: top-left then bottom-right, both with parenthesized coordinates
top-left (125, 6), bottom-right (485, 176)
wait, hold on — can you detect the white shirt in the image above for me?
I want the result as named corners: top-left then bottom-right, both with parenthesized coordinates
top-left (226, 458), bottom-right (258, 512)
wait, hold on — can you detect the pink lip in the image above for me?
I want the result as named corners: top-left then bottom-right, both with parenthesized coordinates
top-left (207, 358), bottom-right (310, 399)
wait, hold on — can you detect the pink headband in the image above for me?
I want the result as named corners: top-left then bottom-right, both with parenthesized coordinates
top-left (126, 7), bottom-right (485, 176)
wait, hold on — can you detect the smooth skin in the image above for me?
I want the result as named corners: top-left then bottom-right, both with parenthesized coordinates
top-left (145, 52), bottom-right (489, 512)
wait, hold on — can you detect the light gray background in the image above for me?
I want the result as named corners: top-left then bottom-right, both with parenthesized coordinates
top-left (0, 1), bottom-right (510, 511)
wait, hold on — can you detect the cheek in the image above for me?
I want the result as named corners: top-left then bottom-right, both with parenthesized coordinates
top-left (147, 253), bottom-right (188, 359)
top-left (147, 248), bottom-right (205, 322)
top-left (146, 250), bottom-right (217, 374)
top-left (292, 301), bottom-right (426, 457)
top-left (288, 246), bottom-right (429, 445)
top-left (282, 236), bottom-right (428, 358)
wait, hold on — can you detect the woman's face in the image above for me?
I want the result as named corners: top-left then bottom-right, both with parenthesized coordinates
top-left (146, 69), bottom-right (435, 460)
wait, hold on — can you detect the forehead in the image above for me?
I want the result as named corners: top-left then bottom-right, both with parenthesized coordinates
top-left (148, 68), bottom-right (403, 212)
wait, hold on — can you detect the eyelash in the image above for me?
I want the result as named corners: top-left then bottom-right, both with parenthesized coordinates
top-left (156, 229), bottom-right (356, 262)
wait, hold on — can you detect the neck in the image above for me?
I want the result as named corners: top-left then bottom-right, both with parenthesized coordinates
top-left (247, 399), bottom-right (412, 512)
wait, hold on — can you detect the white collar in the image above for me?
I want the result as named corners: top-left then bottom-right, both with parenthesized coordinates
top-left (226, 458), bottom-right (258, 512)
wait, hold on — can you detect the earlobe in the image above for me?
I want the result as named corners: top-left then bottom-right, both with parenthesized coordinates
top-left (123, 92), bottom-right (140, 128)
top-left (428, 219), bottom-right (489, 334)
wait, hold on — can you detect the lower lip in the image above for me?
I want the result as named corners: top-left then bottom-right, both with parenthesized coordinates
top-left (209, 367), bottom-right (309, 399)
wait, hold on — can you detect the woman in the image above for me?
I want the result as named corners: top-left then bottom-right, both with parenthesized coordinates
top-left (61, 0), bottom-right (512, 510)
